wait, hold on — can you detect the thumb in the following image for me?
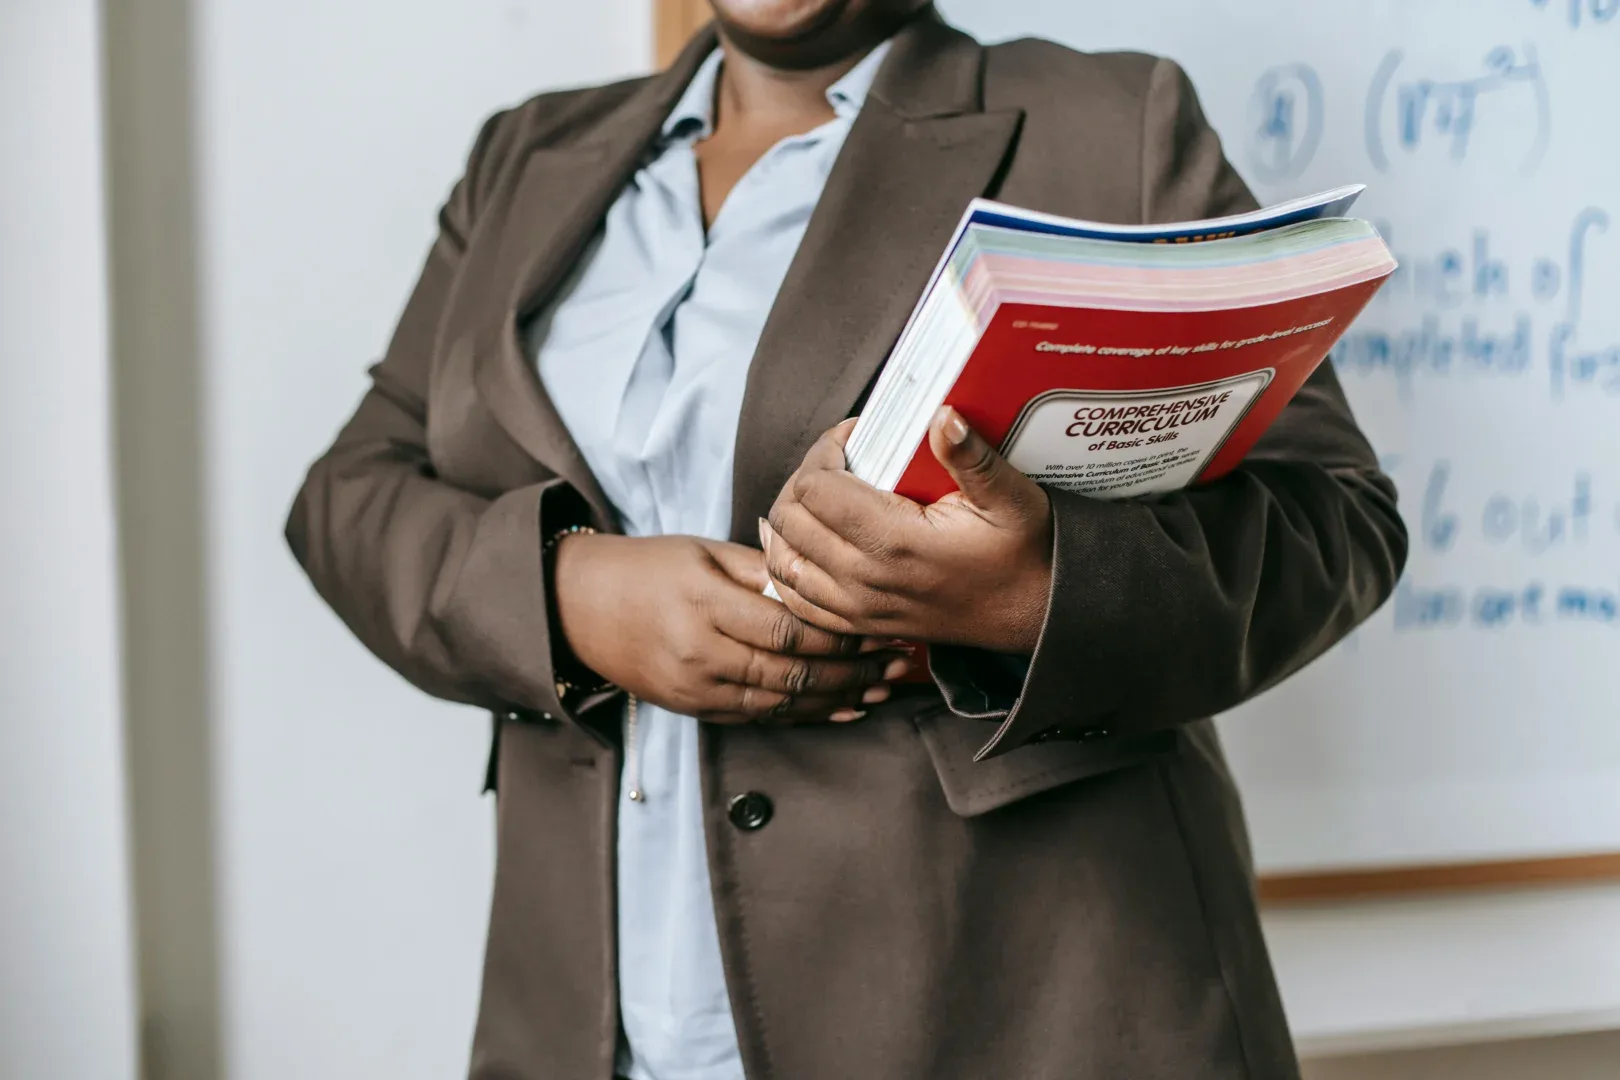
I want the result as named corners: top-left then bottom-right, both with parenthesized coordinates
top-left (928, 406), bottom-right (1035, 515)
top-left (707, 540), bottom-right (770, 592)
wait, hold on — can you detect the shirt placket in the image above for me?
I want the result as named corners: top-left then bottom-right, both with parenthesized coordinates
top-left (612, 143), bottom-right (708, 539)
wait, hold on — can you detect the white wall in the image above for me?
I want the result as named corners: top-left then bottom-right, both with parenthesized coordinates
top-left (183, 3), bottom-right (651, 1078)
top-left (0, 3), bottom-right (140, 1079)
top-left (1271, 883), bottom-right (1620, 1058)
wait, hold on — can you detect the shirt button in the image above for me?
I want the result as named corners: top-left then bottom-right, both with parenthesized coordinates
top-left (727, 792), bottom-right (774, 831)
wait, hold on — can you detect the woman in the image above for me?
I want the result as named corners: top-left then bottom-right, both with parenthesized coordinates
top-left (286, 3), bottom-right (1407, 1078)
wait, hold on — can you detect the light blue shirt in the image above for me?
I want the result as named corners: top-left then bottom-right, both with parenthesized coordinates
top-left (528, 41), bottom-right (892, 1080)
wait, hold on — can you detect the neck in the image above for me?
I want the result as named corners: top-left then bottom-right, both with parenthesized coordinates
top-left (712, 38), bottom-right (873, 132)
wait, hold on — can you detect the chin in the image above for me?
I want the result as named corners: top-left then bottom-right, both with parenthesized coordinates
top-left (710, 0), bottom-right (923, 70)
top-left (711, 0), bottom-right (855, 43)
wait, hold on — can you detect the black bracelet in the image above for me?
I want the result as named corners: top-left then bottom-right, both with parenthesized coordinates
top-left (542, 524), bottom-right (616, 703)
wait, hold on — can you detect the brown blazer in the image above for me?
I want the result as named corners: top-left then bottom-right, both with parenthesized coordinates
top-left (286, 11), bottom-right (1407, 1080)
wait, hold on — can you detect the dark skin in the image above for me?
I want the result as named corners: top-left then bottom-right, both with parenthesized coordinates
top-left (763, 409), bottom-right (1054, 654)
top-left (555, 0), bottom-right (1052, 722)
top-left (693, 0), bottom-right (929, 225)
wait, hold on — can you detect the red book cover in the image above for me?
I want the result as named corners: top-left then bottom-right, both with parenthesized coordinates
top-left (879, 282), bottom-right (1384, 685)
top-left (891, 281), bottom-right (1387, 505)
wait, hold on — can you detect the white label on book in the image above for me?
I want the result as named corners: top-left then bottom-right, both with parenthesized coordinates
top-left (1000, 369), bottom-right (1274, 500)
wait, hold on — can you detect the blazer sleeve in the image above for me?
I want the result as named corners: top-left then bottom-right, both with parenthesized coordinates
top-left (930, 57), bottom-right (1410, 760)
top-left (284, 111), bottom-right (579, 725)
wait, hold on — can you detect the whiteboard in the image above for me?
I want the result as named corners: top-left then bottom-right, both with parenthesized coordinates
top-left (940, 0), bottom-right (1620, 874)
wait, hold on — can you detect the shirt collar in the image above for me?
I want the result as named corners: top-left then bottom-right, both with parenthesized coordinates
top-left (659, 38), bottom-right (895, 143)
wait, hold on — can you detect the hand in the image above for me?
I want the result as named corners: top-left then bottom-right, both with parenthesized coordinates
top-left (552, 532), bottom-right (907, 724)
top-left (762, 407), bottom-right (1054, 654)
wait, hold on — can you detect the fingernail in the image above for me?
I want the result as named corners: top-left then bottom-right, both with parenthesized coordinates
top-left (862, 684), bottom-right (892, 705)
top-left (757, 517), bottom-right (770, 552)
top-left (936, 406), bottom-right (970, 446)
top-left (830, 708), bottom-right (867, 723)
top-left (882, 657), bottom-right (911, 681)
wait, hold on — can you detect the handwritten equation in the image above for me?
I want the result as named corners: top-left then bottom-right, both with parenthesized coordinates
top-left (1394, 578), bottom-right (1617, 629)
top-left (1247, 45), bottom-right (1553, 180)
top-left (1247, 64), bottom-right (1324, 182)
top-left (1366, 45), bottom-right (1550, 174)
top-left (1530, 0), bottom-right (1620, 29)
top-left (1381, 459), bottom-right (1620, 632)
top-left (1406, 461), bottom-right (1606, 556)
top-left (1332, 208), bottom-right (1619, 398)
top-left (1234, 12), bottom-right (1619, 637)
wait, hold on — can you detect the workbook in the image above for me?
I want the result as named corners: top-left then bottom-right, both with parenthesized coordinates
top-left (844, 185), bottom-right (1396, 504)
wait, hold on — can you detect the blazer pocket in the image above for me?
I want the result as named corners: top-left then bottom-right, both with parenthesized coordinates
top-left (912, 705), bottom-right (1182, 817)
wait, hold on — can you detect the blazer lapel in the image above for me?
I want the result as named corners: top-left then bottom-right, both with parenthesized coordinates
top-left (474, 27), bottom-right (720, 528)
top-left (727, 15), bottom-right (1023, 543)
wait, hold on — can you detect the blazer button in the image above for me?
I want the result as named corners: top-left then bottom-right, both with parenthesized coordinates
top-left (727, 792), bottom-right (774, 831)
top-left (1078, 727), bottom-right (1113, 742)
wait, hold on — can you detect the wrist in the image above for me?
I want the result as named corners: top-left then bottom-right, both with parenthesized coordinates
top-left (547, 528), bottom-right (616, 696)
top-left (980, 546), bottom-right (1052, 655)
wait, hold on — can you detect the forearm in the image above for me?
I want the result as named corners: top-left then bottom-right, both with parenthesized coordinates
top-left (937, 458), bottom-right (1407, 758)
top-left (285, 396), bottom-right (574, 719)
